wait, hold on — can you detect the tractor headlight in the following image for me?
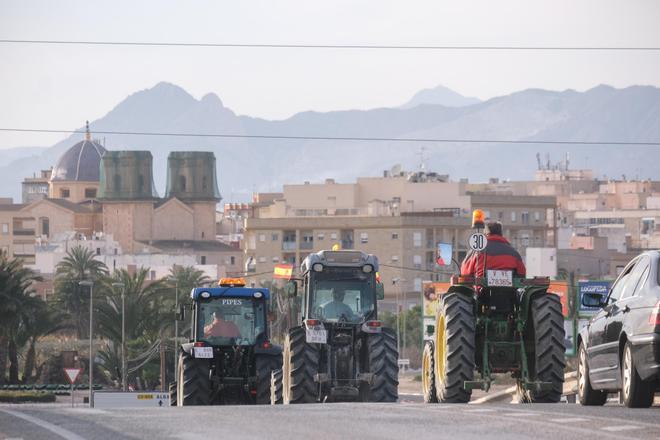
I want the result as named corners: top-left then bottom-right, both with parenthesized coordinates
top-left (362, 264), bottom-right (374, 273)
top-left (200, 291), bottom-right (211, 299)
top-left (253, 291), bottom-right (263, 298)
top-left (312, 263), bottom-right (324, 272)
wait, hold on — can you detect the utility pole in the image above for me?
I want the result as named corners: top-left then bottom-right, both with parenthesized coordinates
top-left (79, 280), bottom-right (94, 407)
top-left (112, 282), bottom-right (126, 392)
top-left (174, 281), bottom-right (178, 382)
top-left (159, 329), bottom-right (166, 392)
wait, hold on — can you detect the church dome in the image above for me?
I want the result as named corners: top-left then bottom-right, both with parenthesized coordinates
top-left (51, 126), bottom-right (106, 182)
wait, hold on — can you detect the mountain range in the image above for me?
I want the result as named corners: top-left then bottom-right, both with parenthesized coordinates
top-left (1, 82), bottom-right (660, 202)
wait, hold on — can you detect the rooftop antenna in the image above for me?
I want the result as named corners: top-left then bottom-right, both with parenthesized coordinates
top-left (545, 153), bottom-right (551, 170)
top-left (536, 152), bottom-right (542, 170)
top-left (418, 146), bottom-right (427, 171)
top-left (85, 120), bottom-right (91, 141)
top-left (565, 152), bottom-right (570, 171)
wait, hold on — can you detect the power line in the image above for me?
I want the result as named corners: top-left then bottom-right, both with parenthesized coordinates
top-left (1, 39), bottom-right (660, 51)
top-left (1, 127), bottom-right (659, 146)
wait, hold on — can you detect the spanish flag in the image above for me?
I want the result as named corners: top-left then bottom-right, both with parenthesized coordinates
top-left (273, 264), bottom-right (293, 280)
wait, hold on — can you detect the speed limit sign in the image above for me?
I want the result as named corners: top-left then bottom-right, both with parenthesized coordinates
top-left (468, 233), bottom-right (488, 251)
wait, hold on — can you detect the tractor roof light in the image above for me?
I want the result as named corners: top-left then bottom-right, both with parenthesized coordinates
top-left (253, 291), bottom-right (263, 298)
top-left (362, 264), bottom-right (373, 273)
top-left (200, 291), bottom-right (211, 299)
top-left (312, 263), bottom-right (324, 272)
top-left (472, 209), bottom-right (485, 229)
top-left (218, 277), bottom-right (246, 287)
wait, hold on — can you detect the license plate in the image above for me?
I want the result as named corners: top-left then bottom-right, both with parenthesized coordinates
top-left (487, 270), bottom-right (513, 287)
top-left (305, 328), bottom-right (327, 344)
top-left (193, 347), bottom-right (213, 358)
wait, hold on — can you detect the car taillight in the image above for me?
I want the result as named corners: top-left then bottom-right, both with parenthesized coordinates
top-left (451, 275), bottom-right (475, 285)
top-left (365, 320), bottom-right (382, 328)
top-left (649, 301), bottom-right (660, 326)
top-left (262, 341), bottom-right (271, 349)
top-left (194, 341), bottom-right (206, 347)
top-left (306, 319), bottom-right (320, 326)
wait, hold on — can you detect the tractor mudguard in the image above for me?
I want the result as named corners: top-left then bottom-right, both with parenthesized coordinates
top-left (518, 285), bottom-right (550, 326)
top-left (180, 342), bottom-right (195, 355)
top-left (255, 344), bottom-right (283, 356)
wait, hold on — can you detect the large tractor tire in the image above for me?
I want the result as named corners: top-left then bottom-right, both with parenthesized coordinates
top-left (528, 293), bottom-right (565, 403)
top-left (434, 292), bottom-right (475, 403)
top-left (282, 327), bottom-right (319, 404)
top-left (169, 381), bottom-right (177, 407)
top-left (270, 369), bottom-right (283, 404)
top-left (577, 342), bottom-right (606, 406)
top-left (255, 355), bottom-right (281, 404)
top-left (365, 327), bottom-right (399, 402)
top-left (177, 352), bottom-right (211, 406)
top-left (422, 341), bottom-right (438, 403)
top-left (621, 342), bottom-right (655, 408)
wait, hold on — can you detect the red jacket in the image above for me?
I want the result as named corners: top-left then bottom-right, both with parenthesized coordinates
top-left (460, 234), bottom-right (526, 278)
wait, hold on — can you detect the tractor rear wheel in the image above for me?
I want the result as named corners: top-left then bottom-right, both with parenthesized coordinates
top-left (169, 381), bottom-right (177, 406)
top-left (270, 369), bottom-right (283, 404)
top-left (434, 292), bottom-right (475, 403)
top-left (528, 293), bottom-right (565, 403)
top-left (177, 352), bottom-right (211, 406)
top-left (282, 327), bottom-right (319, 404)
top-left (422, 341), bottom-right (438, 403)
top-left (255, 355), bottom-right (281, 404)
top-left (365, 327), bottom-right (399, 402)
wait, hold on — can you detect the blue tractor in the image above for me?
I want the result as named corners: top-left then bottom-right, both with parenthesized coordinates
top-left (171, 278), bottom-right (282, 405)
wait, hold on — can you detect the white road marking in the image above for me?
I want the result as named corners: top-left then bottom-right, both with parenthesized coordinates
top-left (500, 412), bottom-right (538, 417)
top-left (601, 425), bottom-right (642, 432)
top-left (462, 408), bottom-right (496, 413)
top-left (548, 418), bottom-right (590, 423)
top-left (0, 408), bottom-right (86, 440)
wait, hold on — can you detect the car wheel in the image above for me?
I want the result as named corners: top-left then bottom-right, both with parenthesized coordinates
top-left (577, 343), bottom-right (606, 406)
top-left (621, 342), bottom-right (654, 408)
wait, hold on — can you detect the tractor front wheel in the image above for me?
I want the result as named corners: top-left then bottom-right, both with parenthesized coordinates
top-left (177, 351), bottom-right (211, 406)
top-left (422, 341), bottom-right (438, 403)
top-left (270, 369), bottom-right (283, 404)
top-left (434, 292), bottom-right (475, 403)
top-left (282, 327), bottom-right (319, 404)
top-left (528, 293), bottom-right (565, 403)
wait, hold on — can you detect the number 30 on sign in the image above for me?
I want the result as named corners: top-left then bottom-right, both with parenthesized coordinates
top-left (468, 233), bottom-right (488, 251)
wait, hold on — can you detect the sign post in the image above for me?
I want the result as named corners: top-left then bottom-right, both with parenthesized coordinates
top-left (63, 368), bottom-right (81, 408)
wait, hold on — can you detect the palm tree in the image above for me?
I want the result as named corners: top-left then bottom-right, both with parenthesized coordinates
top-left (53, 246), bottom-right (108, 338)
top-left (166, 265), bottom-right (211, 305)
top-left (0, 255), bottom-right (42, 384)
top-left (95, 268), bottom-right (168, 385)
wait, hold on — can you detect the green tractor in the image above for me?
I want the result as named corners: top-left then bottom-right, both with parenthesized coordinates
top-left (422, 212), bottom-right (565, 403)
top-left (171, 278), bottom-right (282, 406)
top-left (272, 250), bottom-right (399, 404)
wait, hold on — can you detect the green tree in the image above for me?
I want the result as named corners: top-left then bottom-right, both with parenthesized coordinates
top-left (0, 255), bottom-right (43, 384)
top-left (53, 246), bottom-right (108, 338)
top-left (166, 265), bottom-right (211, 306)
top-left (95, 268), bottom-right (168, 386)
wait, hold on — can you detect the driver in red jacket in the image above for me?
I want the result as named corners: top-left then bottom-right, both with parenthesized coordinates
top-left (460, 221), bottom-right (526, 278)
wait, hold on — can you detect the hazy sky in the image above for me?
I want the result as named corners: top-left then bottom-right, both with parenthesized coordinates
top-left (1, 0), bottom-right (659, 149)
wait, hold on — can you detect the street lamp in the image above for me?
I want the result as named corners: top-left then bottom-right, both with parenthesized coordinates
top-left (112, 282), bottom-right (126, 392)
top-left (173, 281), bottom-right (179, 381)
top-left (79, 280), bottom-right (94, 408)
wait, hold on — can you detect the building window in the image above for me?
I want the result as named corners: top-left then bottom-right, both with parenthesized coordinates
top-left (414, 278), bottom-right (422, 292)
top-left (2, 223), bottom-right (9, 234)
top-left (258, 256), bottom-right (266, 263)
top-left (391, 232), bottom-right (399, 240)
top-left (317, 233), bottom-right (325, 241)
top-left (259, 234), bottom-right (266, 242)
top-left (138, 175), bottom-right (145, 192)
top-left (85, 188), bottom-right (97, 198)
top-left (271, 233), bottom-right (279, 241)
top-left (498, 212), bottom-right (504, 221)
top-left (230, 256), bottom-right (235, 265)
top-left (534, 211), bottom-right (540, 222)
top-left (330, 232), bottom-right (338, 240)
top-left (202, 176), bottom-right (208, 191)
top-left (40, 218), bottom-right (49, 237)
top-left (200, 256), bottom-right (206, 264)
top-left (641, 218), bottom-right (655, 235)
top-left (360, 232), bottom-right (368, 244)
top-left (150, 270), bottom-right (156, 280)
top-left (413, 232), bottom-right (422, 248)
top-left (96, 247), bottom-right (101, 256)
top-left (391, 255), bottom-right (399, 262)
top-left (413, 255), bottom-right (422, 269)
top-left (511, 211), bottom-right (517, 222)
top-left (272, 256), bottom-right (279, 263)
top-left (179, 175), bottom-right (187, 191)
top-left (60, 188), bottom-right (70, 198)
top-left (521, 212), bottom-right (530, 225)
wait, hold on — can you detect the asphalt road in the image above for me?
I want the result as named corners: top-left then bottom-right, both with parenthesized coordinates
top-left (1, 400), bottom-right (659, 440)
